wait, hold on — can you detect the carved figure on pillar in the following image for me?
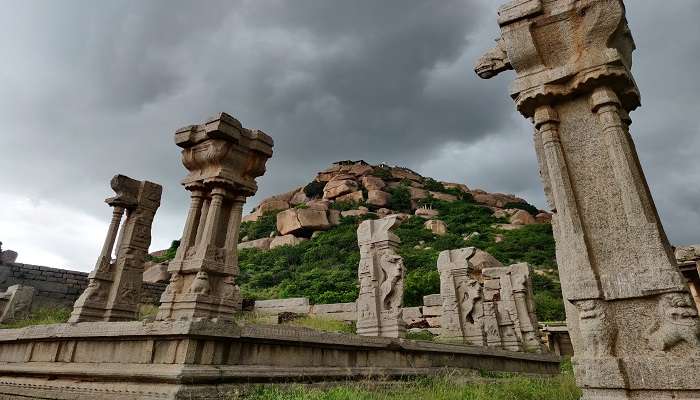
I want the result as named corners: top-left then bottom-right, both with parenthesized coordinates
top-left (156, 113), bottom-right (273, 322)
top-left (476, 1), bottom-right (700, 397)
top-left (70, 175), bottom-right (162, 322)
top-left (356, 216), bottom-right (406, 338)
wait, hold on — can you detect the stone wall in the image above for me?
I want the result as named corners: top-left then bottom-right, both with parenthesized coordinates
top-left (0, 262), bottom-right (166, 310)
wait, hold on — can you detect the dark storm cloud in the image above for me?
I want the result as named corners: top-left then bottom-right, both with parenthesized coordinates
top-left (0, 0), bottom-right (699, 268)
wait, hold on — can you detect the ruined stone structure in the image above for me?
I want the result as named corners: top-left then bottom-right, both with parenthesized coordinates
top-left (0, 285), bottom-right (34, 324)
top-left (438, 248), bottom-right (542, 352)
top-left (69, 175), bottom-right (162, 322)
top-left (476, 1), bottom-right (700, 397)
top-left (156, 113), bottom-right (273, 322)
top-left (356, 216), bottom-right (406, 338)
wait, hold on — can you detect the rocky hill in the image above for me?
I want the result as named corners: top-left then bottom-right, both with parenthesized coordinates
top-left (151, 160), bottom-right (564, 321)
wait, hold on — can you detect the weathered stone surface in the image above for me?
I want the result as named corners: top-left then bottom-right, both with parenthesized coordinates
top-left (408, 187), bottom-right (428, 201)
top-left (415, 207), bottom-right (439, 219)
top-left (402, 306), bottom-right (424, 325)
top-left (509, 210), bottom-right (536, 225)
top-left (0, 319), bottom-right (561, 399)
top-left (142, 262), bottom-right (170, 284)
top-left (276, 208), bottom-right (331, 236)
top-left (327, 209), bottom-right (341, 226)
top-left (238, 237), bottom-right (273, 251)
top-left (430, 192), bottom-right (458, 202)
top-left (424, 219), bottom-right (448, 236)
top-left (335, 190), bottom-right (364, 203)
top-left (323, 179), bottom-right (358, 200)
top-left (477, 1), bottom-right (700, 396)
top-left (256, 199), bottom-right (290, 215)
top-left (270, 234), bottom-right (307, 249)
top-left (341, 208), bottom-right (369, 218)
top-left (469, 249), bottom-right (504, 278)
top-left (158, 113), bottom-right (273, 322)
top-left (289, 190), bottom-right (309, 206)
top-left (0, 243), bottom-right (17, 264)
top-left (471, 191), bottom-right (524, 208)
top-left (535, 212), bottom-right (552, 224)
top-left (376, 208), bottom-right (392, 218)
top-left (307, 199), bottom-right (331, 211)
top-left (390, 167), bottom-right (422, 182)
top-left (362, 176), bottom-right (386, 191)
top-left (349, 163), bottom-right (373, 177)
top-left (70, 174), bottom-right (162, 323)
top-left (0, 285), bottom-right (34, 323)
top-left (423, 294), bottom-right (442, 307)
top-left (367, 190), bottom-right (391, 207)
top-left (437, 248), bottom-right (542, 352)
top-left (254, 297), bottom-right (311, 314)
top-left (442, 182), bottom-right (469, 193)
top-left (357, 217), bottom-right (406, 338)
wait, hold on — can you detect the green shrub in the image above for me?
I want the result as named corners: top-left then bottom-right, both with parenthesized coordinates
top-left (330, 201), bottom-right (362, 211)
top-left (504, 201), bottom-right (540, 216)
top-left (147, 240), bottom-right (179, 263)
top-left (406, 329), bottom-right (435, 342)
top-left (422, 178), bottom-right (445, 192)
top-left (239, 210), bottom-right (282, 242)
top-left (303, 181), bottom-right (326, 199)
top-left (485, 224), bottom-right (556, 267)
top-left (387, 185), bottom-right (412, 213)
top-left (371, 166), bottom-right (392, 180)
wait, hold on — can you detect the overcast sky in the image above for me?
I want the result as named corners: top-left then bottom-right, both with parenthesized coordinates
top-left (1, 1), bottom-right (699, 271)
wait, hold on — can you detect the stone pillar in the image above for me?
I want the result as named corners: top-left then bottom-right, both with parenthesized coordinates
top-left (475, 1), bottom-right (700, 397)
top-left (437, 247), bottom-right (485, 345)
top-left (156, 113), bottom-right (273, 322)
top-left (356, 216), bottom-right (405, 338)
top-left (69, 175), bottom-right (162, 322)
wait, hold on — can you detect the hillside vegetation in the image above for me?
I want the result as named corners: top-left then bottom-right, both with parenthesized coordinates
top-left (153, 162), bottom-right (565, 321)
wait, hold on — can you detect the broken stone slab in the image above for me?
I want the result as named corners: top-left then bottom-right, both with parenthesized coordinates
top-left (254, 297), bottom-right (311, 315)
top-left (238, 237), bottom-right (273, 251)
top-left (0, 285), bottom-right (34, 323)
top-left (276, 208), bottom-right (331, 236)
top-left (423, 294), bottom-right (442, 307)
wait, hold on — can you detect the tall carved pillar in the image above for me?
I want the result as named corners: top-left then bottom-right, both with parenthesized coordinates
top-left (69, 175), bottom-right (162, 322)
top-left (356, 216), bottom-right (406, 338)
top-left (156, 113), bottom-right (273, 322)
top-left (476, 1), bottom-right (700, 397)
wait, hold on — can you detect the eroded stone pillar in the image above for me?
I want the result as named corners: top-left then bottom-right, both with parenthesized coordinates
top-left (437, 248), bottom-right (542, 352)
top-left (70, 175), bottom-right (162, 322)
top-left (356, 216), bottom-right (406, 338)
top-left (475, 1), bottom-right (700, 397)
top-left (156, 113), bottom-right (273, 322)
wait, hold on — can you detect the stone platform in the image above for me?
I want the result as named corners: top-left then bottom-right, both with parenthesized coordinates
top-left (0, 320), bottom-right (560, 399)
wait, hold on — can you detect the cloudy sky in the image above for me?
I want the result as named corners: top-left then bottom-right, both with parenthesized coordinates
top-left (1, 1), bottom-right (698, 271)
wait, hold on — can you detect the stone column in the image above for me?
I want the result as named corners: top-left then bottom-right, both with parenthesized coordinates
top-left (356, 216), bottom-right (405, 338)
top-left (475, 1), bottom-right (700, 397)
top-left (69, 175), bottom-right (162, 323)
top-left (156, 113), bottom-right (273, 322)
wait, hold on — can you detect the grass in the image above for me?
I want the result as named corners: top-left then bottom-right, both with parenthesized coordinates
top-left (0, 307), bottom-right (71, 329)
top-left (230, 369), bottom-right (580, 400)
top-left (284, 316), bottom-right (356, 334)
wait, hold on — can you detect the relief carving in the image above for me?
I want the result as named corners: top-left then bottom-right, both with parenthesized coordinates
top-left (575, 299), bottom-right (615, 358)
top-left (646, 292), bottom-right (700, 351)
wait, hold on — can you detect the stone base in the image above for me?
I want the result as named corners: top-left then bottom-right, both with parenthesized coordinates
top-left (0, 320), bottom-right (560, 399)
top-left (576, 356), bottom-right (700, 399)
